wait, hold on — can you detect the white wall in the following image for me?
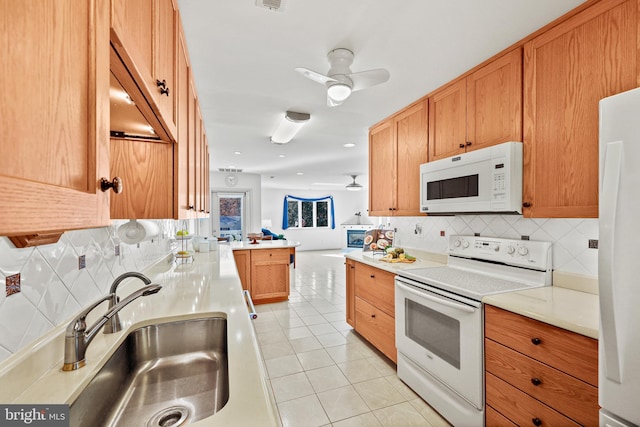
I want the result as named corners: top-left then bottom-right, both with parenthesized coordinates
top-left (206, 171), bottom-right (262, 237)
top-left (261, 188), bottom-right (371, 251)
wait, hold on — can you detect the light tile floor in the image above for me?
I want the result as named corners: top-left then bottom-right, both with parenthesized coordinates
top-left (253, 250), bottom-right (452, 427)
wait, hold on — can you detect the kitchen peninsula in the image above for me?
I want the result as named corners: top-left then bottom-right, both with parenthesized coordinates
top-left (226, 240), bottom-right (300, 304)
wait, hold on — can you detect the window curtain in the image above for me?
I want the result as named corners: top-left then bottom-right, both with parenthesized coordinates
top-left (282, 195), bottom-right (335, 229)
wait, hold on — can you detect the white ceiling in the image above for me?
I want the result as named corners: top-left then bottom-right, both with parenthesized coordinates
top-left (178, 0), bottom-right (585, 191)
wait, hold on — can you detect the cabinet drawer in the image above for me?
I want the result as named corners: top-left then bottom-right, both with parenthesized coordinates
top-left (486, 405), bottom-right (517, 426)
top-left (354, 263), bottom-right (395, 316)
top-left (485, 305), bottom-right (598, 386)
top-left (251, 248), bottom-right (290, 263)
top-left (486, 372), bottom-right (581, 427)
top-left (355, 297), bottom-right (396, 363)
top-left (486, 339), bottom-right (598, 426)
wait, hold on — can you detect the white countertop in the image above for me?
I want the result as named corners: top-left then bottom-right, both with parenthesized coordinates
top-left (346, 248), bottom-right (598, 339)
top-left (483, 286), bottom-right (599, 339)
top-left (225, 240), bottom-right (300, 250)
top-left (0, 246), bottom-right (280, 427)
top-left (344, 248), bottom-right (448, 273)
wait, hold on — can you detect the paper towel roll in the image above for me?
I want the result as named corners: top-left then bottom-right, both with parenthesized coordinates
top-left (117, 220), bottom-right (160, 244)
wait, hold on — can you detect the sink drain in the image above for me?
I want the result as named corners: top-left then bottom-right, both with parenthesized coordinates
top-left (147, 406), bottom-right (191, 427)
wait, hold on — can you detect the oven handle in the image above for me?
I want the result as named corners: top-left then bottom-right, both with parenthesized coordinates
top-left (396, 280), bottom-right (476, 313)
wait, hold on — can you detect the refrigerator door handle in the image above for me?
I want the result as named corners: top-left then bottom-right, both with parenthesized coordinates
top-left (599, 140), bottom-right (623, 383)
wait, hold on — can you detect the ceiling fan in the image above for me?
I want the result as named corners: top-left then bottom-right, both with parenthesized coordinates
top-left (295, 48), bottom-right (390, 106)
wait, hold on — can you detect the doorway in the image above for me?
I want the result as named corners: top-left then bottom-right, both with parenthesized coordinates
top-left (211, 192), bottom-right (249, 241)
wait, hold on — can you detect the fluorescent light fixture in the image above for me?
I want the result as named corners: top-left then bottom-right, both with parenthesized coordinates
top-left (327, 83), bottom-right (352, 102)
top-left (270, 111), bottom-right (310, 144)
top-left (346, 175), bottom-right (363, 191)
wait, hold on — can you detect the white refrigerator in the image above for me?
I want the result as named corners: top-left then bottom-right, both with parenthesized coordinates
top-left (599, 87), bottom-right (640, 427)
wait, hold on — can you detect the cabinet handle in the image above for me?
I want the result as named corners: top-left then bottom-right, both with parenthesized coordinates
top-left (188, 205), bottom-right (195, 210)
top-left (459, 143), bottom-right (465, 148)
top-left (531, 377), bottom-right (542, 386)
top-left (100, 177), bottom-right (123, 194)
top-left (156, 79), bottom-right (170, 96)
top-left (523, 202), bottom-right (532, 208)
top-left (531, 337), bottom-right (542, 345)
top-left (370, 275), bottom-right (375, 278)
top-left (466, 141), bottom-right (472, 146)
top-left (532, 417), bottom-right (542, 426)
top-left (371, 314), bottom-right (376, 318)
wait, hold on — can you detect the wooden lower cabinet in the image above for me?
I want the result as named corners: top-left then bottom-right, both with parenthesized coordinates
top-left (346, 260), bottom-right (397, 363)
top-left (484, 305), bottom-right (598, 426)
top-left (233, 248), bottom-right (290, 304)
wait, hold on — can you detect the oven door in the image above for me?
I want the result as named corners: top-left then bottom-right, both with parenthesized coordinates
top-left (395, 277), bottom-right (483, 408)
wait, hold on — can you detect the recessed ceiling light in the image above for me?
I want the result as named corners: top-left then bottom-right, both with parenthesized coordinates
top-left (279, 154), bottom-right (286, 158)
top-left (343, 143), bottom-right (355, 148)
top-left (228, 165), bottom-right (236, 169)
top-left (296, 172), bottom-right (304, 175)
top-left (234, 151), bottom-right (241, 155)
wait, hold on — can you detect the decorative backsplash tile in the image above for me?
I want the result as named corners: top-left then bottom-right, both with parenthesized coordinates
top-left (0, 219), bottom-right (190, 361)
top-left (391, 215), bottom-right (599, 277)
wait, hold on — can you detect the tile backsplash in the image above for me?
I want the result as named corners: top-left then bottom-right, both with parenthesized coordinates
top-left (391, 215), bottom-right (599, 277)
top-left (0, 220), bottom-right (188, 362)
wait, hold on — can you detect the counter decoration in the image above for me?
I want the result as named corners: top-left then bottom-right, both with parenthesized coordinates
top-left (362, 229), bottom-right (394, 252)
top-left (380, 247), bottom-right (416, 263)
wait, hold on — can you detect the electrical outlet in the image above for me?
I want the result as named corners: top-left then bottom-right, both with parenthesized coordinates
top-left (115, 244), bottom-right (120, 256)
top-left (414, 224), bottom-right (423, 235)
top-left (439, 230), bottom-right (445, 237)
top-left (521, 235), bottom-right (530, 241)
top-left (589, 239), bottom-right (598, 249)
top-left (78, 255), bottom-right (86, 270)
top-left (6, 273), bottom-right (20, 296)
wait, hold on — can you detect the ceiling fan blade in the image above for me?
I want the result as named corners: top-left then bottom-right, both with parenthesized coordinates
top-left (349, 68), bottom-right (390, 92)
top-left (295, 67), bottom-right (337, 85)
top-left (327, 94), bottom-right (343, 107)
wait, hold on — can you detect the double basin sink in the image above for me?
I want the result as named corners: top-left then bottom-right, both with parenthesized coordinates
top-left (70, 317), bottom-right (228, 427)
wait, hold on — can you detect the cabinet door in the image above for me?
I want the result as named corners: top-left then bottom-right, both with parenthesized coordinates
top-left (428, 78), bottom-right (467, 161)
top-left (111, 0), bottom-right (153, 89)
top-left (354, 262), bottom-right (395, 317)
top-left (233, 250), bottom-right (251, 291)
top-left (467, 48), bottom-right (522, 152)
top-left (154, 0), bottom-right (178, 138)
top-left (187, 79), bottom-right (198, 216)
top-left (251, 249), bottom-right (290, 303)
top-left (175, 17), bottom-right (190, 218)
top-left (368, 120), bottom-right (396, 215)
top-left (355, 297), bottom-right (397, 363)
top-left (109, 139), bottom-right (173, 219)
top-left (394, 100), bottom-right (428, 216)
top-left (523, 0), bottom-right (637, 217)
top-left (346, 259), bottom-right (356, 327)
top-left (0, 0), bottom-right (110, 237)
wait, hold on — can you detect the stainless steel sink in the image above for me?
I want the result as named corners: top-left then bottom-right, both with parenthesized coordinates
top-left (70, 317), bottom-right (228, 427)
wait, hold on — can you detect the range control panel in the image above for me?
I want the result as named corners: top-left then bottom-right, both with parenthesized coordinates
top-left (448, 235), bottom-right (552, 270)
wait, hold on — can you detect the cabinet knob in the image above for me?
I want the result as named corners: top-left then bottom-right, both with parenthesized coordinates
top-left (531, 337), bottom-right (542, 345)
top-left (371, 314), bottom-right (376, 318)
top-left (459, 143), bottom-right (465, 148)
top-left (370, 275), bottom-right (375, 278)
top-left (523, 202), bottom-right (532, 208)
top-left (156, 79), bottom-right (170, 96)
top-left (100, 177), bottom-right (123, 194)
top-left (466, 141), bottom-right (472, 146)
top-left (531, 377), bottom-right (542, 386)
top-left (532, 417), bottom-right (542, 426)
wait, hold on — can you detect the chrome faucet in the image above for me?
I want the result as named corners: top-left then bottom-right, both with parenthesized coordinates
top-left (62, 284), bottom-right (162, 371)
top-left (104, 272), bottom-right (152, 334)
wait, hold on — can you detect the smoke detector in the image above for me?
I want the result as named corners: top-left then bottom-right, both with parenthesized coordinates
top-left (255, 0), bottom-right (285, 12)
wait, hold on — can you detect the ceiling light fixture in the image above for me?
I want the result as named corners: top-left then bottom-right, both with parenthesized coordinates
top-left (327, 82), bottom-right (352, 102)
top-left (270, 111), bottom-right (310, 144)
top-left (346, 175), bottom-right (363, 191)
top-left (343, 143), bottom-right (355, 148)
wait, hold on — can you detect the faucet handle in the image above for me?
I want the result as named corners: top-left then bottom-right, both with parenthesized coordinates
top-left (65, 294), bottom-right (114, 336)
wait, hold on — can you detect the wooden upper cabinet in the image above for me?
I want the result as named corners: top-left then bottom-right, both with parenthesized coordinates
top-left (0, 0), bottom-right (111, 240)
top-left (429, 49), bottom-right (522, 161)
top-left (369, 100), bottom-right (428, 216)
top-left (523, 0), bottom-right (638, 218)
top-left (369, 120), bottom-right (396, 216)
top-left (428, 79), bottom-right (467, 160)
top-left (111, 0), bottom-right (178, 141)
top-left (175, 15), bottom-right (191, 219)
top-left (467, 48), bottom-right (522, 152)
top-left (395, 101), bottom-right (429, 215)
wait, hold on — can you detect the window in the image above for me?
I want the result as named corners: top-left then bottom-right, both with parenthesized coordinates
top-left (287, 200), bottom-right (330, 228)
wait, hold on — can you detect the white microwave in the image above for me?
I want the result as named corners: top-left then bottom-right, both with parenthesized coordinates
top-left (420, 141), bottom-right (523, 214)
